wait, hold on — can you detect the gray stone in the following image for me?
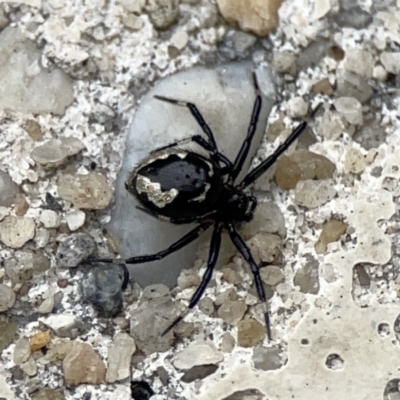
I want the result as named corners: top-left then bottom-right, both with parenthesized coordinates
top-left (108, 63), bottom-right (275, 288)
top-left (380, 52), bottom-right (400, 75)
top-left (40, 314), bottom-right (85, 338)
top-left (13, 338), bottom-right (31, 365)
top-left (294, 260), bottom-right (320, 294)
top-left (294, 179), bottom-right (336, 209)
top-left (218, 300), bottom-right (247, 325)
top-left (334, 1), bottom-right (373, 29)
top-left (181, 364), bottom-right (218, 383)
top-left (0, 27), bottom-right (73, 114)
top-left (232, 31), bottom-right (257, 53)
top-left (0, 284), bottom-right (16, 312)
top-left (0, 321), bottom-right (17, 352)
top-left (130, 296), bottom-right (177, 355)
top-left (142, 284), bottom-right (170, 300)
top-left (173, 340), bottom-right (223, 369)
top-left (260, 265), bottom-right (284, 286)
top-left (198, 296), bottom-right (215, 316)
top-left (56, 233), bottom-right (96, 268)
top-left (252, 345), bottom-right (283, 371)
top-left (333, 97), bottom-right (363, 125)
top-left (0, 170), bottom-right (19, 207)
top-left (336, 70), bottom-right (373, 104)
top-left (146, 0), bottom-right (180, 29)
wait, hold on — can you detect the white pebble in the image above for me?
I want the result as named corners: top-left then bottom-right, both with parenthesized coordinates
top-left (65, 210), bottom-right (86, 231)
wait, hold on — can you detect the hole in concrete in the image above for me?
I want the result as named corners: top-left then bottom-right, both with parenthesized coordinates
top-left (301, 338), bottom-right (309, 345)
top-left (378, 322), bottom-right (390, 337)
top-left (325, 353), bottom-right (344, 370)
top-left (383, 378), bottom-right (400, 400)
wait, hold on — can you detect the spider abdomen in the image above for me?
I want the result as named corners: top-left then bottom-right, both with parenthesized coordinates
top-left (126, 149), bottom-right (224, 223)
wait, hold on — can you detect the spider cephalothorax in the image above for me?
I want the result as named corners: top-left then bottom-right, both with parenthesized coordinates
top-left (93, 73), bottom-right (307, 339)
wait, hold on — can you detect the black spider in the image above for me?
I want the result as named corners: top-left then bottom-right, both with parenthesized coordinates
top-left (92, 73), bottom-right (307, 340)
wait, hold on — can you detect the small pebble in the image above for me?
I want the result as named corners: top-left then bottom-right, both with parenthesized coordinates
top-left (344, 49), bottom-right (373, 78)
top-left (0, 321), bottom-right (17, 352)
top-left (315, 219), bottom-right (348, 254)
top-left (231, 31), bottom-right (257, 53)
top-left (56, 233), bottom-right (96, 268)
top-left (145, 0), bottom-right (180, 30)
top-left (23, 119), bottom-right (43, 141)
top-left (380, 52), bottom-right (400, 75)
top-left (0, 170), bottom-right (19, 207)
top-left (173, 340), bottom-right (223, 370)
top-left (14, 337), bottom-right (31, 365)
top-left (122, 14), bottom-right (144, 31)
top-left (344, 148), bottom-right (366, 174)
top-left (287, 97), bottom-right (308, 119)
top-left (65, 210), bottom-right (86, 231)
top-left (30, 331), bottom-right (51, 352)
top-left (312, 78), bottom-right (333, 95)
top-left (0, 284), bottom-right (16, 312)
top-left (220, 332), bottom-right (235, 352)
top-left (217, 0), bottom-right (283, 36)
top-left (218, 299), bottom-right (247, 325)
top-left (334, 97), bottom-right (363, 125)
top-left (63, 341), bottom-right (106, 386)
top-left (272, 50), bottom-right (297, 75)
top-left (294, 260), bottom-right (320, 294)
top-left (31, 388), bottom-right (65, 400)
top-left (57, 173), bottom-right (112, 210)
top-left (252, 345), bottom-right (282, 370)
top-left (294, 179), bottom-right (336, 209)
top-left (275, 150), bottom-right (335, 190)
top-left (260, 265), bottom-right (285, 286)
top-left (0, 216), bottom-right (35, 248)
top-left (237, 318), bottom-right (265, 347)
top-left (198, 297), bottom-right (215, 316)
top-left (246, 233), bottom-right (283, 265)
top-left (39, 209), bottom-right (61, 228)
top-left (14, 193), bottom-right (29, 216)
top-left (181, 365), bottom-right (218, 383)
top-left (177, 269), bottom-right (200, 289)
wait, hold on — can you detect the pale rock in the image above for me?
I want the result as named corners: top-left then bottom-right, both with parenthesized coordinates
top-left (380, 52), bottom-right (400, 75)
top-left (198, 297), bottom-right (215, 316)
top-left (317, 111), bottom-right (347, 140)
top-left (294, 179), bottom-right (336, 209)
top-left (215, 288), bottom-right (237, 306)
top-left (344, 49), bottom-right (373, 78)
top-left (65, 210), bottom-right (86, 231)
top-left (34, 228), bottom-right (51, 248)
top-left (218, 299), bottom-right (247, 325)
top-left (287, 97), bottom-right (308, 119)
top-left (37, 289), bottom-right (55, 314)
top-left (39, 209), bottom-right (61, 228)
top-left (315, 219), bottom-right (348, 254)
top-left (344, 148), bottom-right (366, 174)
top-left (0, 0), bottom-right (41, 7)
top-left (177, 269), bottom-right (200, 289)
top-left (63, 341), bottom-right (106, 386)
top-left (173, 340), bottom-right (223, 369)
top-left (142, 284), bottom-right (170, 300)
top-left (373, 65), bottom-right (388, 81)
top-left (170, 30), bottom-right (189, 50)
top-left (106, 333), bottom-right (136, 383)
top-left (333, 97), bottom-right (363, 125)
top-left (20, 357), bottom-right (37, 376)
top-left (0, 170), bottom-right (19, 207)
top-left (0, 27), bottom-right (73, 114)
top-left (31, 388), bottom-right (65, 400)
top-left (0, 216), bottom-right (35, 248)
top-left (246, 233), bottom-right (283, 265)
top-left (231, 31), bottom-right (257, 53)
top-left (117, 0), bottom-right (145, 13)
top-left (31, 138), bottom-right (85, 168)
top-left (260, 265), bottom-right (284, 286)
top-left (272, 50), bottom-right (297, 75)
top-left (57, 173), bottom-right (112, 210)
top-left (122, 14), bottom-right (144, 31)
top-left (336, 70), bottom-right (373, 104)
top-left (253, 345), bottom-right (282, 370)
top-left (40, 314), bottom-right (83, 338)
top-left (217, 0), bottom-right (283, 36)
top-left (0, 206), bottom-right (8, 221)
top-left (0, 373), bottom-right (14, 400)
top-left (313, 0), bottom-right (331, 20)
top-left (13, 337), bottom-right (31, 365)
top-left (220, 332), bottom-right (235, 352)
top-left (294, 261), bottom-right (320, 294)
top-left (0, 284), bottom-right (15, 312)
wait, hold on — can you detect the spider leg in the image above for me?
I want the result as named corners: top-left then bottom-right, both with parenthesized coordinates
top-left (161, 221), bottom-right (222, 336)
top-left (228, 72), bottom-right (262, 184)
top-left (154, 95), bottom-right (231, 169)
top-left (89, 221), bottom-right (212, 265)
top-left (240, 122), bottom-right (307, 189)
top-left (225, 221), bottom-right (272, 341)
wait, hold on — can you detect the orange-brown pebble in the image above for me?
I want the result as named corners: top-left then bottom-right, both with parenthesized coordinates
top-left (30, 330), bottom-right (51, 352)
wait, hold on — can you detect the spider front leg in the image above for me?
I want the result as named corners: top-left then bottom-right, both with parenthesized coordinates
top-left (89, 221), bottom-right (212, 265)
top-left (225, 221), bottom-right (272, 341)
top-left (161, 222), bottom-right (222, 336)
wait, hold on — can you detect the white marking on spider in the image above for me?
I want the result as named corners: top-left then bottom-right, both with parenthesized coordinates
top-left (136, 175), bottom-right (179, 208)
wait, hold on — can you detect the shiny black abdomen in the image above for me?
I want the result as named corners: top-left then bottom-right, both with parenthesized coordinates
top-left (126, 151), bottom-right (224, 223)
